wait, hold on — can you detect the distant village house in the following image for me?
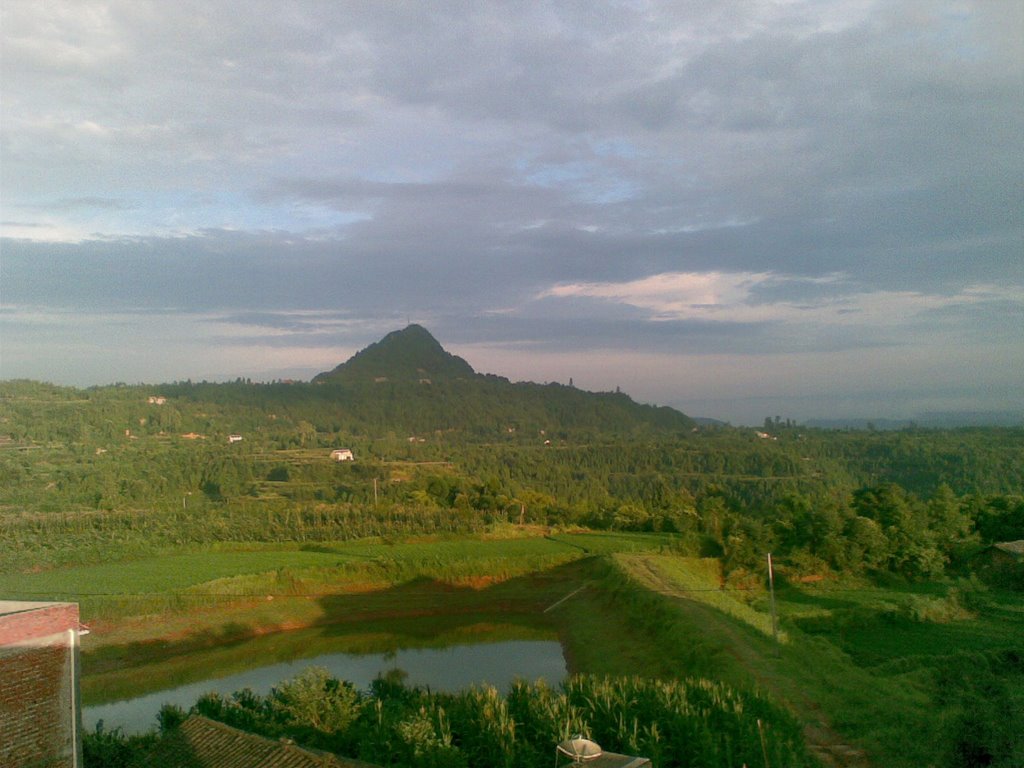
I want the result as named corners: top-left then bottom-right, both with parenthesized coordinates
top-left (330, 449), bottom-right (355, 461)
top-left (228, 434), bottom-right (244, 443)
top-left (974, 540), bottom-right (1024, 587)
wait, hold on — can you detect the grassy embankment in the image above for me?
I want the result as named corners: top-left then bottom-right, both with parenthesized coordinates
top-left (578, 553), bottom-right (1024, 768)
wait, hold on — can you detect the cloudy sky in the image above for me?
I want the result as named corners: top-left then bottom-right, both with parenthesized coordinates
top-left (2, 1), bottom-right (1022, 424)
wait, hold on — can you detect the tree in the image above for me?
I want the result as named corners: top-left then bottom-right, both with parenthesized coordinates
top-left (612, 502), bottom-right (651, 531)
top-left (853, 484), bottom-right (944, 578)
top-left (270, 667), bottom-right (362, 734)
top-left (927, 484), bottom-right (975, 562)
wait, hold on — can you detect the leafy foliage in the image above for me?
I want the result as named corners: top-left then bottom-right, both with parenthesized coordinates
top-left (92, 670), bottom-right (812, 768)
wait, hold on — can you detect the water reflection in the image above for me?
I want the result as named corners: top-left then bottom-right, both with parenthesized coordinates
top-left (84, 640), bottom-right (566, 735)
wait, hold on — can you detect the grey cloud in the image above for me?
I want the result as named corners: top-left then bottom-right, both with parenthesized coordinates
top-left (20, 197), bottom-right (131, 213)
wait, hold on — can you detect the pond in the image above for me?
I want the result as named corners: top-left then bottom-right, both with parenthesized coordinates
top-left (83, 638), bottom-right (567, 735)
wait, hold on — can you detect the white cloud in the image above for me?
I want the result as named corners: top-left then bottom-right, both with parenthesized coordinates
top-left (541, 270), bottom-right (772, 317)
top-left (538, 272), bottom-right (1024, 327)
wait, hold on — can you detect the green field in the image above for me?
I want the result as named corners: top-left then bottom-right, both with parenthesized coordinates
top-left (0, 531), bottom-right (673, 617)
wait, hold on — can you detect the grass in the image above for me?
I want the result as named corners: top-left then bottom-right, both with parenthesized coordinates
top-left (0, 530), bottom-right (668, 620)
top-left (782, 581), bottom-right (1024, 667)
top-left (0, 548), bottom-right (356, 596)
top-left (599, 553), bottom-right (1024, 768)
top-left (613, 553), bottom-right (783, 640)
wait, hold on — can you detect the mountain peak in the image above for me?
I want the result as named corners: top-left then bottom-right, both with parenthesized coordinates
top-left (313, 325), bottom-right (476, 383)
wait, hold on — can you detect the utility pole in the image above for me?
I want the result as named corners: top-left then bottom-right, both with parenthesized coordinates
top-left (767, 552), bottom-right (779, 648)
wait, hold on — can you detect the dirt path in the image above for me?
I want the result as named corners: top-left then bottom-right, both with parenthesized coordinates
top-left (624, 556), bottom-right (871, 768)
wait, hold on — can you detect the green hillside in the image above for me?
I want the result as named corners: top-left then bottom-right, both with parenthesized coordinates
top-left (312, 324), bottom-right (476, 384)
top-left (299, 324), bottom-right (694, 438)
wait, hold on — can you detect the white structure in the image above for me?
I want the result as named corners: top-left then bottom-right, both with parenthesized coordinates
top-left (555, 737), bottom-right (650, 768)
top-left (330, 449), bottom-right (354, 462)
top-left (227, 434), bottom-right (244, 443)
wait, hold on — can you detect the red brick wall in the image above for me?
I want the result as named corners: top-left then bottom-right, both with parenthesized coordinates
top-left (0, 604), bottom-right (80, 768)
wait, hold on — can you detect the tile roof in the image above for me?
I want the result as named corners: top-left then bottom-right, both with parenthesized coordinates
top-left (994, 540), bottom-right (1024, 557)
top-left (148, 715), bottom-right (377, 768)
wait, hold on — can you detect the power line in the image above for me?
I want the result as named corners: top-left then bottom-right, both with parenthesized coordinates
top-left (3, 583), bottom-right (998, 597)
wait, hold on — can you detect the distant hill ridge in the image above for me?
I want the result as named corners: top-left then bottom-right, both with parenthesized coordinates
top-left (308, 324), bottom-right (695, 435)
top-left (313, 325), bottom-right (476, 383)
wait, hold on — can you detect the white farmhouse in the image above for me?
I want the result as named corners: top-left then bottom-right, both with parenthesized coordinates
top-left (330, 448), bottom-right (355, 462)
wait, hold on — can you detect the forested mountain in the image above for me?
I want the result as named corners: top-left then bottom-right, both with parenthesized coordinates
top-left (300, 324), bottom-right (694, 438)
top-left (312, 324), bottom-right (476, 383)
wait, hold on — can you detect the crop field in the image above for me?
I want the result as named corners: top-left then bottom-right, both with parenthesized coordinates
top-left (1, 530), bottom-right (669, 597)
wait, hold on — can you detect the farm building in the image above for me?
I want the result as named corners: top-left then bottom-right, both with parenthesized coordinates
top-left (973, 540), bottom-right (1024, 587)
top-left (0, 601), bottom-right (84, 768)
top-left (331, 448), bottom-right (355, 461)
top-left (991, 539), bottom-right (1024, 562)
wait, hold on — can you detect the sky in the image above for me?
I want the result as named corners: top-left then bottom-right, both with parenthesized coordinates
top-left (1, 1), bottom-right (1022, 425)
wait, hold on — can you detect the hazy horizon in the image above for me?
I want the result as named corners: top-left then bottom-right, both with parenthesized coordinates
top-left (4, 322), bottom-right (1021, 428)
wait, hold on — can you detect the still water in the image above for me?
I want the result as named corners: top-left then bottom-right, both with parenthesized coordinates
top-left (83, 640), bottom-right (566, 735)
